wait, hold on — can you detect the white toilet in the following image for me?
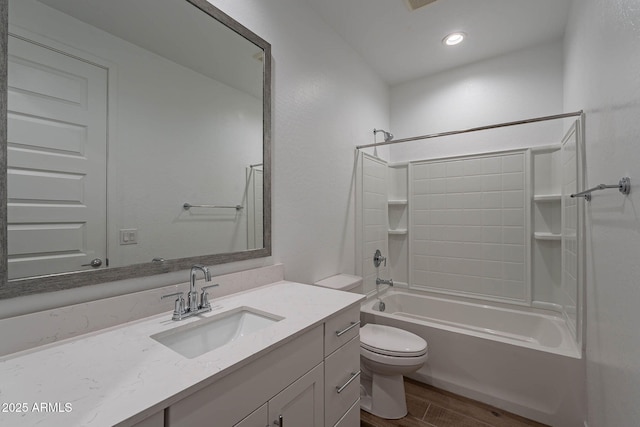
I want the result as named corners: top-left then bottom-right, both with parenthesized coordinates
top-left (315, 274), bottom-right (428, 420)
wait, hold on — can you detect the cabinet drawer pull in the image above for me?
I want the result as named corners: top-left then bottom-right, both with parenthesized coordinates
top-left (335, 321), bottom-right (360, 337)
top-left (273, 414), bottom-right (283, 426)
top-left (336, 371), bottom-right (361, 394)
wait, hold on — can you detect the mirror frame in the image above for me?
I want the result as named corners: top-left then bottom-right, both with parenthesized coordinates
top-left (0, 0), bottom-right (272, 299)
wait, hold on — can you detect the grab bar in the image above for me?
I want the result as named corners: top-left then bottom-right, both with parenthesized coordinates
top-left (183, 203), bottom-right (244, 211)
top-left (570, 177), bottom-right (630, 201)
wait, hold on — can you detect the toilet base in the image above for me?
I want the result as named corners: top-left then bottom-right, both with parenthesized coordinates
top-left (360, 368), bottom-right (408, 419)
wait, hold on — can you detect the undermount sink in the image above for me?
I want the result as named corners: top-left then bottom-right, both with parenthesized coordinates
top-left (151, 307), bottom-right (283, 359)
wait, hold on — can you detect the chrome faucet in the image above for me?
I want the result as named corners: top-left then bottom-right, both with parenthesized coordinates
top-left (189, 264), bottom-right (211, 311)
top-left (373, 249), bottom-right (393, 312)
top-left (161, 265), bottom-right (219, 321)
top-left (376, 277), bottom-right (394, 287)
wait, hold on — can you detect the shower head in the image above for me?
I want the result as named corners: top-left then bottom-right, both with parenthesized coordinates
top-left (373, 128), bottom-right (394, 142)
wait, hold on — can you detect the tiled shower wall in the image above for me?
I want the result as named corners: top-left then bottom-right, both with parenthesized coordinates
top-left (410, 151), bottom-right (529, 302)
top-left (361, 154), bottom-right (389, 295)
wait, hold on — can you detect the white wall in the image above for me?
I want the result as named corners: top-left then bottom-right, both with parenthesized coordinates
top-left (0, 0), bottom-right (388, 318)
top-left (563, 1), bottom-right (640, 425)
top-left (389, 41), bottom-right (565, 163)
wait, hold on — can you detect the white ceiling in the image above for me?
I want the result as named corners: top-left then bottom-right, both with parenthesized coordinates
top-left (303, 0), bottom-right (573, 85)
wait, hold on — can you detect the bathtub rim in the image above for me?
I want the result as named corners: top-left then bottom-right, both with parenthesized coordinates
top-left (361, 288), bottom-right (582, 359)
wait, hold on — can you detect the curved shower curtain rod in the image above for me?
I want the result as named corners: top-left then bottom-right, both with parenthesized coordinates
top-left (357, 110), bottom-right (584, 150)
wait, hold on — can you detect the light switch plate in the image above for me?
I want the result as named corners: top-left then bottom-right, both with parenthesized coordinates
top-left (119, 229), bottom-right (138, 245)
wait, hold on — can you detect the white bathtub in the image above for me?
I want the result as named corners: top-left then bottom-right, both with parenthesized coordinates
top-left (360, 289), bottom-right (585, 427)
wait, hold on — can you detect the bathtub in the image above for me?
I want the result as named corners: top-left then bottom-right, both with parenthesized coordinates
top-left (360, 289), bottom-right (585, 427)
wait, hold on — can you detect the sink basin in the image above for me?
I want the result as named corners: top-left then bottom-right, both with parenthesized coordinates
top-left (151, 307), bottom-right (283, 359)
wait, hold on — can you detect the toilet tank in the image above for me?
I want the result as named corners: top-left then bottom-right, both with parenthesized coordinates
top-left (314, 274), bottom-right (363, 294)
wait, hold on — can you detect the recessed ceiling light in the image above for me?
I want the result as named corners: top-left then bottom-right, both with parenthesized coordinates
top-left (443, 32), bottom-right (466, 46)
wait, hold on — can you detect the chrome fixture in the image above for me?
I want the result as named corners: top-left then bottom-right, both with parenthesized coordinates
top-left (570, 177), bottom-right (631, 201)
top-left (161, 265), bottom-right (219, 321)
top-left (373, 249), bottom-right (393, 312)
top-left (373, 128), bottom-right (394, 142)
top-left (183, 203), bottom-right (244, 211)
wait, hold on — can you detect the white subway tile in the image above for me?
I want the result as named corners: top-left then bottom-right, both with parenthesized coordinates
top-left (463, 210), bottom-right (484, 226)
top-left (412, 194), bottom-right (431, 209)
top-left (429, 163), bottom-right (446, 178)
top-left (482, 191), bottom-right (502, 209)
top-left (463, 158), bottom-right (484, 176)
top-left (483, 261), bottom-right (503, 279)
top-left (446, 160), bottom-right (465, 177)
top-left (482, 157), bottom-right (502, 174)
top-left (412, 179), bottom-right (430, 194)
top-left (446, 193), bottom-right (467, 209)
top-left (502, 190), bottom-right (524, 208)
top-left (503, 244), bottom-right (525, 262)
top-left (482, 244), bottom-right (503, 261)
top-left (482, 226), bottom-right (502, 243)
top-left (412, 210), bottom-right (430, 225)
top-left (503, 226), bottom-right (525, 244)
top-left (502, 208), bottom-right (524, 226)
top-left (503, 262), bottom-right (525, 281)
top-left (482, 174), bottom-right (502, 192)
top-left (430, 210), bottom-right (449, 225)
top-left (502, 154), bottom-right (524, 173)
top-left (429, 194), bottom-right (447, 209)
top-left (430, 178), bottom-right (446, 194)
top-left (412, 164), bottom-right (431, 180)
top-left (482, 210), bottom-right (502, 226)
top-left (502, 172), bottom-right (524, 190)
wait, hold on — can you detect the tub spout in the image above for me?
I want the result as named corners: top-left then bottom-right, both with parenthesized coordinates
top-left (376, 278), bottom-right (393, 287)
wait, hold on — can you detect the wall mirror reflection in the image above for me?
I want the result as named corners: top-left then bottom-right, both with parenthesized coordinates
top-left (2, 0), bottom-right (271, 297)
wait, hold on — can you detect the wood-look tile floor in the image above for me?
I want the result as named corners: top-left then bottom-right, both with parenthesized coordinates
top-left (360, 379), bottom-right (549, 427)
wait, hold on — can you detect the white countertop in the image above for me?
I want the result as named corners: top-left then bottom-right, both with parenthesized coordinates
top-left (0, 281), bottom-right (363, 427)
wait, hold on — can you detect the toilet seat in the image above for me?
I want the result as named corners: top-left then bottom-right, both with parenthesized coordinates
top-left (360, 324), bottom-right (427, 357)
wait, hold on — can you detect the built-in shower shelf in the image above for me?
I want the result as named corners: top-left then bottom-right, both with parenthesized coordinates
top-left (533, 232), bottom-right (561, 241)
top-left (388, 229), bottom-right (408, 235)
top-left (388, 200), bottom-right (408, 205)
top-left (533, 194), bottom-right (561, 202)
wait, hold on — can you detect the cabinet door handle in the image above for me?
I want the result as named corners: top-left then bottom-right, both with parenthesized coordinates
top-left (273, 414), bottom-right (283, 426)
top-left (335, 321), bottom-right (360, 337)
top-left (336, 370), bottom-right (361, 394)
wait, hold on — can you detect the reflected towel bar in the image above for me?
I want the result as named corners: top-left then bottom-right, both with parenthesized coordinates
top-left (570, 177), bottom-right (630, 201)
top-left (183, 203), bottom-right (244, 210)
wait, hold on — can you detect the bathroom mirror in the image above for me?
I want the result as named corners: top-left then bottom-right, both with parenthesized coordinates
top-left (0, 0), bottom-right (272, 298)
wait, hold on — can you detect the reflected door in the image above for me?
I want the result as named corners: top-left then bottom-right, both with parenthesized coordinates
top-left (7, 35), bottom-right (108, 279)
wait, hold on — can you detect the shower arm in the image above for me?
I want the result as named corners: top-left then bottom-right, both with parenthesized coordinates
top-left (373, 128), bottom-right (394, 143)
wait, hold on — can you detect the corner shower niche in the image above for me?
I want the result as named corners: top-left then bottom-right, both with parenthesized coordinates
top-left (387, 164), bottom-right (409, 287)
top-left (531, 146), bottom-right (562, 310)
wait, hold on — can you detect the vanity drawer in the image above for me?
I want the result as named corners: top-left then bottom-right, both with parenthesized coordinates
top-left (324, 304), bottom-right (360, 356)
top-left (324, 336), bottom-right (360, 427)
top-left (334, 399), bottom-right (360, 427)
top-left (167, 326), bottom-right (323, 427)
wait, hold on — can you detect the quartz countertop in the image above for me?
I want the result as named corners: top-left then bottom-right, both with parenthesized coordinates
top-left (0, 281), bottom-right (363, 427)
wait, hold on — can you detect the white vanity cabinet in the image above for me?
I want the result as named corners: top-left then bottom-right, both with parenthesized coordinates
top-left (166, 303), bottom-right (361, 427)
top-left (323, 305), bottom-right (361, 427)
top-left (231, 364), bottom-right (324, 427)
top-left (167, 325), bottom-right (323, 427)
top-left (267, 363), bottom-right (324, 427)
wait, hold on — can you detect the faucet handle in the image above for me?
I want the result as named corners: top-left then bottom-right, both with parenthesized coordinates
top-left (161, 291), bottom-right (185, 319)
top-left (200, 284), bottom-right (219, 309)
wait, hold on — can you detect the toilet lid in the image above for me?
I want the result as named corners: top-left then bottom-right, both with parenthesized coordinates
top-left (360, 324), bottom-right (427, 357)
